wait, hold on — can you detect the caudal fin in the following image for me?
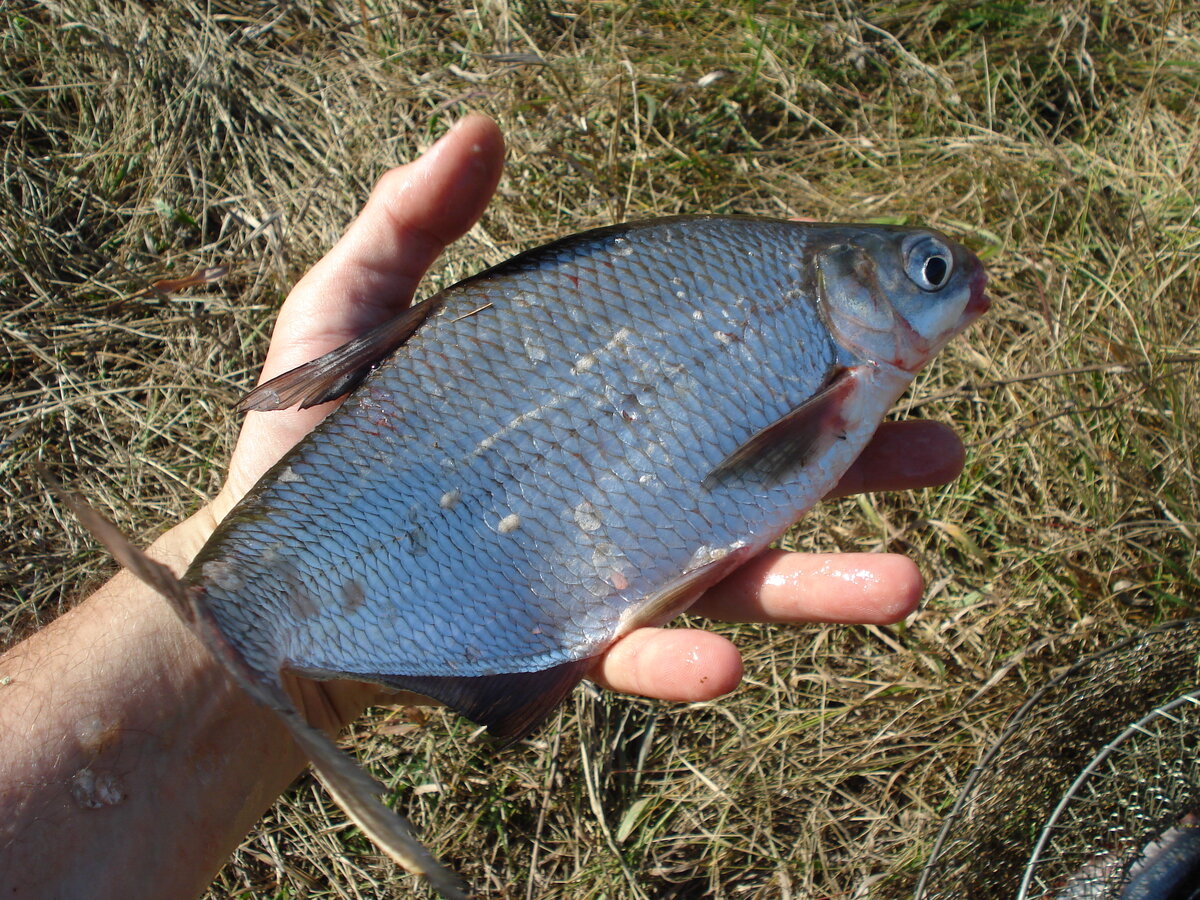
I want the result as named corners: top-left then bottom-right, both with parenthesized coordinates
top-left (44, 472), bottom-right (469, 899)
top-left (44, 468), bottom-right (197, 622)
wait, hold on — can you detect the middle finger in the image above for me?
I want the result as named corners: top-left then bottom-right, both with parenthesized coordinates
top-left (691, 549), bottom-right (923, 625)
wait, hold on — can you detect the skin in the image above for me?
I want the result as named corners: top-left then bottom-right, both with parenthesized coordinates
top-left (0, 114), bottom-right (965, 899)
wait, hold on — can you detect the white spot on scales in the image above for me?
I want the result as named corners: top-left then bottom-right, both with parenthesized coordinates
top-left (608, 236), bottom-right (634, 257)
top-left (523, 335), bottom-right (547, 362)
top-left (573, 500), bottom-right (602, 533)
top-left (472, 326), bottom-right (634, 458)
top-left (686, 541), bottom-right (746, 571)
top-left (573, 326), bottom-right (633, 375)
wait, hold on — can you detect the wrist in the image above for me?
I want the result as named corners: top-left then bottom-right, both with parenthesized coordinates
top-left (0, 504), bottom-right (308, 898)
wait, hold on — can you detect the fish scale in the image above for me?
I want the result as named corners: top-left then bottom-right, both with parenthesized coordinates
top-left (194, 219), bottom-right (842, 685)
top-left (67, 214), bottom-right (988, 898)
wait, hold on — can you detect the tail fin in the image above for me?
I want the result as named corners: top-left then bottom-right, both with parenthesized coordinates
top-left (44, 468), bottom-right (198, 623)
top-left (44, 472), bottom-right (469, 899)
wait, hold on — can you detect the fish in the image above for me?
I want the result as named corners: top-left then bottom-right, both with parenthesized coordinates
top-left (61, 215), bottom-right (989, 898)
top-left (1055, 814), bottom-right (1200, 899)
top-left (1121, 816), bottom-right (1200, 900)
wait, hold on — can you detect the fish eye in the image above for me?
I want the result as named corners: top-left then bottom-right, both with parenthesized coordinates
top-left (904, 235), bottom-right (954, 291)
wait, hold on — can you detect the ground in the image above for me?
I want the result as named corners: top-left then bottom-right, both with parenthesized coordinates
top-left (2, 2), bottom-right (1198, 897)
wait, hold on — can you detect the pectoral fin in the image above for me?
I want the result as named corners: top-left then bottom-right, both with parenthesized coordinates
top-left (703, 367), bottom-right (858, 489)
top-left (239, 298), bottom-right (441, 412)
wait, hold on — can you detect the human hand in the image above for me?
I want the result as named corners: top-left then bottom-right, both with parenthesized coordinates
top-left (592, 419), bottom-right (962, 699)
top-left (208, 113), bottom-right (965, 722)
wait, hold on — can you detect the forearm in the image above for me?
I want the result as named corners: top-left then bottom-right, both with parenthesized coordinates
top-left (0, 512), bottom-right (305, 899)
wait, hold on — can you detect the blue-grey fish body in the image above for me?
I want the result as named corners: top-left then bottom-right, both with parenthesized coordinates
top-left (1122, 820), bottom-right (1200, 899)
top-left (68, 216), bottom-right (988, 898)
top-left (1055, 818), bottom-right (1200, 899)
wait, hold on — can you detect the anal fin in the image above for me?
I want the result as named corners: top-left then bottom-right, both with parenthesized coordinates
top-left (363, 658), bottom-right (594, 745)
top-left (358, 554), bottom-right (759, 744)
top-left (239, 297), bottom-right (442, 412)
top-left (703, 367), bottom-right (859, 489)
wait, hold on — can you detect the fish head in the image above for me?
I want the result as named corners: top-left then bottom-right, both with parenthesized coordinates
top-left (813, 226), bottom-right (989, 373)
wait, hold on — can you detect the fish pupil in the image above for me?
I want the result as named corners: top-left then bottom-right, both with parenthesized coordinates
top-left (924, 255), bottom-right (949, 288)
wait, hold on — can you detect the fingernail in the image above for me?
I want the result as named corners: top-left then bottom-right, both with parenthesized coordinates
top-left (896, 422), bottom-right (963, 484)
top-left (896, 426), bottom-right (939, 480)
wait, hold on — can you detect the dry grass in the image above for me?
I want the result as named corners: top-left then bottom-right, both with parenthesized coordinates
top-left (3, 1), bottom-right (1198, 897)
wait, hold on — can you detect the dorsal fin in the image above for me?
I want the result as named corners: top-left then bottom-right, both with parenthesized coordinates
top-left (238, 298), bottom-right (441, 412)
top-left (703, 367), bottom-right (859, 489)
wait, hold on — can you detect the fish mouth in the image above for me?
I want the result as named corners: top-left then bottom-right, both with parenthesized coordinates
top-left (962, 259), bottom-right (990, 321)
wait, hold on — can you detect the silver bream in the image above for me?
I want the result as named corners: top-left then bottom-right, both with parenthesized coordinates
top-left (71, 216), bottom-right (990, 897)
